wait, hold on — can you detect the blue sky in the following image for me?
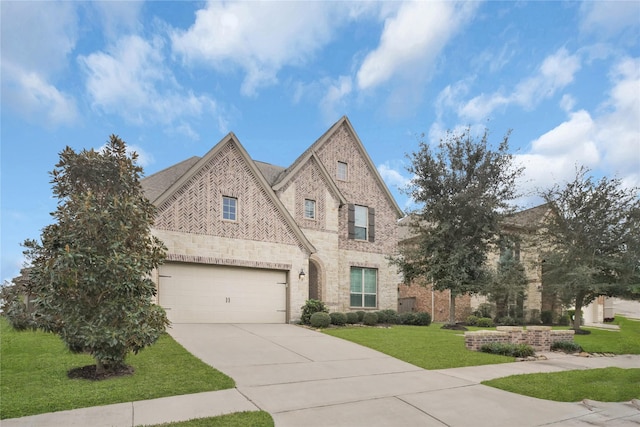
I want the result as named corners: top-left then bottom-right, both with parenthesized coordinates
top-left (2, 1), bottom-right (639, 282)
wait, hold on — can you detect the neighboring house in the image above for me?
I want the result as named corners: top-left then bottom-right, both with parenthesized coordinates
top-left (398, 204), bottom-right (553, 323)
top-left (141, 116), bottom-right (403, 324)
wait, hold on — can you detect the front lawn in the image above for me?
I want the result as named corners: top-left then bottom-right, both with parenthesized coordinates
top-left (0, 318), bottom-right (235, 419)
top-left (483, 367), bottom-right (640, 402)
top-left (323, 324), bottom-right (515, 369)
top-left (147, 411), bottom-right (274, 427)
top-left (575, 317), bottom-right (640, 354)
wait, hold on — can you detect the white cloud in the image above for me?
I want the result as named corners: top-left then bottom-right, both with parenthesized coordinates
top-left (0, 1), bottom-right (79, 126)
top-left (378, 162), bottom-right (411, 190)
top-left (171, 1), bottom-right (345, 96)
top-left (580, 1), bottom-right (640, 37)
top-left (319, 76), bottom-right (353, 122)
top-left (458, 48), bottom-right (581, 121)
top-left (515, 56), bottom-right (640, 198)
top-left (595, 57), bottom-right (640, 178)
top-left (357, 1), bottom-right (478, 91)
top-left (80, 35), bottom-right (218, 134)
top-left (3, 64), bottom-right (78, 126)
top-left (91, 1), bottom-right (144, 40)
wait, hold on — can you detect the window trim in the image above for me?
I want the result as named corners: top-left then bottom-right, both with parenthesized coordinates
top-left (304, 199), bottom-right (316, 220)
top-left (222, 196), bottom-right (237, 221)
top-left (337, 161), bottom-right (348, 181)
top-left (349, 267), bottom-right (378, 308)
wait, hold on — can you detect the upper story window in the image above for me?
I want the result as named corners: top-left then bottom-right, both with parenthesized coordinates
top-left (337, 161), bottom-right (348, 181)
top-left (304, 199), bottom-right (316, 219)
top-left (222, 196), bottom-right (237, 221)
top-left (354, 205), bottom-right (368, 240)
top-left (348, 204), bottom-right (375, 242)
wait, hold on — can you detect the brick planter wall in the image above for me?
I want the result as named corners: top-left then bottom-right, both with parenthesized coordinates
top-left (465, 326), bottom-right (575, 352)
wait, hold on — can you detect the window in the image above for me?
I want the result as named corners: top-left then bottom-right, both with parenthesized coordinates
top-left (350, 267), bottom-right (377, 308)
top-left (222, 196), bottom-right (237, 221)
top-left (304, 199), bottom-right (316, 219)
top-left (354, 205), bottom-right (368, 240)
top-left (348, 204), bottom-right (374, 241)
top-left (337, 161), bottom-right (348, 180)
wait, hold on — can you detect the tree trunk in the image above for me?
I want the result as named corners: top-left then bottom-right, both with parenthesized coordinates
top-left (95, 358), bottom-right (105, 375)
top-left (573, 293), bottom-right (584, 331)
top-left (448, 291), bottom-right (456, 325)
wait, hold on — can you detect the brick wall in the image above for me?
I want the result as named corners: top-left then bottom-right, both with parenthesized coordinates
top-left (398, 280), bottom-right (471, 322)
top-left (465, 326), bottom-right (575, 352)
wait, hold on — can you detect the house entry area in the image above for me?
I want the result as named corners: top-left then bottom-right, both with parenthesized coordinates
top-left (158, 262), bottom-right (287, 324)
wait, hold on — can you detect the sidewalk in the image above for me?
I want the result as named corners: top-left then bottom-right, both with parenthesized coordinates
top-left (3, 352), bottom-right (639, 427)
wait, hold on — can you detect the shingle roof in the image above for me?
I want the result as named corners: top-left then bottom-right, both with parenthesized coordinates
top-left (141, 156), bottom-right (201, 202)
top-left (502, 203), bottom-right (550, 230)
top-left (254, 161), bottom-right (286, 186)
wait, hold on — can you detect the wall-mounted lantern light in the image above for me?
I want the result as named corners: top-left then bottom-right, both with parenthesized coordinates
top-left (299, 269), bottom-right (306, 280)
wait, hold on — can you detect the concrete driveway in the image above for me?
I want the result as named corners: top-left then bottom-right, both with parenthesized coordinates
top-left (168, 323), bottom-right (640, 427)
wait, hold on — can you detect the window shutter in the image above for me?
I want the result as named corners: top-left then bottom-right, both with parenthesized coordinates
top-left (368, 207), bottom-right (375, 242)
top-left (347, 204), bottom-right (355, 239)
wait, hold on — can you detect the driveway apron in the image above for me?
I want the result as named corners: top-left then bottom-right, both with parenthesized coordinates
top-left (168, 324), bottom-right (639, 427)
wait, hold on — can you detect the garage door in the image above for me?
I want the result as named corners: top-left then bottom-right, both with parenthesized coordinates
top-left (158, 262), bottom-right (287, 323)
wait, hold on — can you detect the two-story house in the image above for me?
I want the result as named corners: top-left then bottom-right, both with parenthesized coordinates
top-left (141, 116), bottom-right (403, 324)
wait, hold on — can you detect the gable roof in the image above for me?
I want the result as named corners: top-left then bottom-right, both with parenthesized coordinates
top-left (145, 133), bottom-right (316, 255)
top-left (273, 152), bottom-right (347, 206)
top-left (502, 203), bottom-right (551, 232)
top-left (141, 156), bottom-right (201, 202)
top-left (274, 116), bottom-right (403, 218)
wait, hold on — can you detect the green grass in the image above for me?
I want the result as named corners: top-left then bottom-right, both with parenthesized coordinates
top-left (483, 367), bottom-right (640, 402)
top-left (0, 318), bottom-right (235, 420)
top-left (574, 317), bottom-right (640, 354)
top-left (324, 324), bottom-right (516, 369)
top-left (147, 411), bottom-right (274, 427)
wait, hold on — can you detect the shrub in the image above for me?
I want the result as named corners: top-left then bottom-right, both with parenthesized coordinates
top-left (300, 299), bottom-right (328, 325)
top-left (329, 312), bottom-right (347, 326)
top-left (310, 312), bottom-right (331, 328)
top-left (474, 303), bottom-right (493, 319)
top-left (541, 310), bottom-right (554, 325)
top-left (496, 316), bottom-right (519, 326)
top-left (528, 309), bottom-right (541, 325)
top-left (345, 312), bottom-right (359, 324)
top-left (551, 341), bottom-right (582, 353)
top-left (356, 311), bottom-right (366, 322)
top-left (557, 314), bottom-right (570, 326)
top-left (413, 312), bottom-right (432, 326)
top-left (480, 342), bottom-right (535, 358)
top-left (476, 317), bottom-right (494, 328)
top-left (466, 315), bottom-right (479, 326)
top-left (375, 310), bottom-right (388, 324)
top-left (398, 312), bottom-right (417, 325)
top-left (381, 309), bottom-right (399, 324)
top-left (362, 312), bottom-right (378, 326)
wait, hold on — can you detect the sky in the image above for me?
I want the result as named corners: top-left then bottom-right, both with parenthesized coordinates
top-left (1, 0), bottom-right (639, 283)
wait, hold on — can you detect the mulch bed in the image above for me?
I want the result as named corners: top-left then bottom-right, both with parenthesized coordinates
top-left (67, 364), bottom-right (134, 381)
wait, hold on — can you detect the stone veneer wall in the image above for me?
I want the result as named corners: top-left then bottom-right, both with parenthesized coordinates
top-left (465, 326), bottom-right (575, 352)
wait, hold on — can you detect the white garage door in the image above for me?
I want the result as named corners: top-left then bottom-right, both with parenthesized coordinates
top-left (158, 262), bottom-right (287, 323)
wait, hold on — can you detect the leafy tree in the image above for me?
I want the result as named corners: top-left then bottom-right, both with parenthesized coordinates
top-left (22, 135), bottom-right (168, 375)
top-left (393, 128), bottom-right (522, 326)
top-left (539, 167), bottom-right (640, 331)
top-left (485, 240), bottom-right (528, 321)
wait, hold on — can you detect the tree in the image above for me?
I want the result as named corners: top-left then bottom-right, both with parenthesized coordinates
top-left (392, 128), bottom-right (522, 326)
top-left (22, 135), bottom-right (169, 375)
top-left (539, 167), bottom-right (640, 332)
top-left (485, 238), bottom-right (528, 322)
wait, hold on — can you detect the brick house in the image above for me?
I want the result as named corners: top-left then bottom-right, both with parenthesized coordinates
top-left (141, 116), bottom-right (403, 324)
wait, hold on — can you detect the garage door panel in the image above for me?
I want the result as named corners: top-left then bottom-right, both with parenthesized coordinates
top-left (158, 262), bottom-right (287, 323)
